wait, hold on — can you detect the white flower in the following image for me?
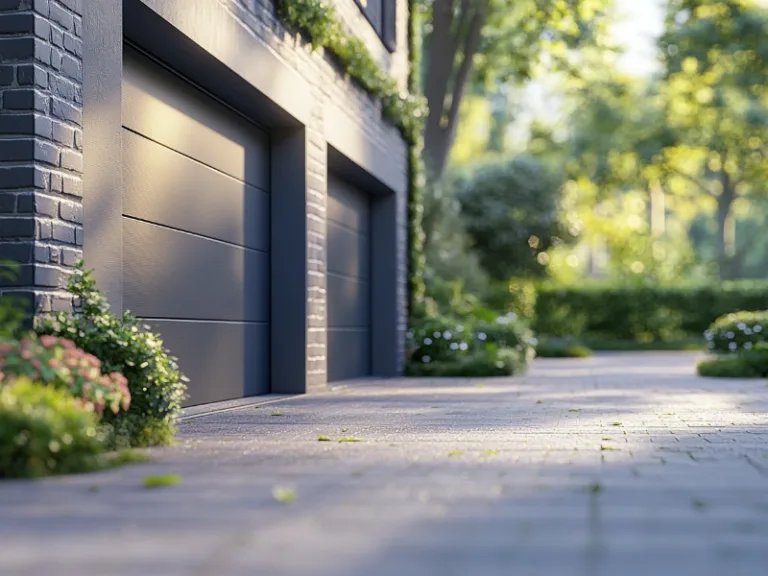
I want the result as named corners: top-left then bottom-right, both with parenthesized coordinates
top-left (443, 330), bottom-right (453, 340)
top-left (755, 325), bottom-right (763, 333)
top-left (726, 331), bottom-right (735, 339)
top-left (478, 333), bottom-right (487, 341)
top-left (729, 342), bottom-right (738, 351)
top-left (450, 342), bottom-right (459, 350)
top-left (433, 331), bottom-right (441, 339)
top-left (456, 325), bottom-right (464, 332)
top-left (530, 337), bottom-right (539, 347)
top-left (745, 342), bottom-right (754, 350)
top-left (422, 355), bottom-right (431, 363)
top-left (406, 331), bottom-right (413, 340)
top-left (459, 342), bottom-right (469, 351)
top-left (738, 323), bottom-right (747, 331)
top-left (424, 338), bottom-right (432, 345)
top-left (744, 328), bottom-right (753, 336)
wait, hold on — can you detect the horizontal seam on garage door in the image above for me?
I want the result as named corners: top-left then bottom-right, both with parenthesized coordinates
top-left (138, 317), bottom-right (268, 325)
top-left (327, 218), bottom-right (369, 238)
top-left (122, 126), bottom-right (270, 196)
top-left (122, 215), bottom-right (269, 254)
top-left (326, 270), bottom-right (370, 283)
top-left (124, 41), bottom-right (270, 133)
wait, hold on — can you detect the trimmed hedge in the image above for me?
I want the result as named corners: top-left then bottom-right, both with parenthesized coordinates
top-left (531, 281), bottom-right (768, 342)
top-left (705, 311), bottom-right (768, 353)
top-left (697, 349), bottom-right (768, 378)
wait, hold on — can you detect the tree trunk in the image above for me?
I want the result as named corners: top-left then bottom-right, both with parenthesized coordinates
top-left (423, 0), bottom-right (488, 181)
top-left (716, 171), bottom-right (737, 279)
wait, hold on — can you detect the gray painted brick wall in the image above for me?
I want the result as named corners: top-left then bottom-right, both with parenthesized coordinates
top-left (0, 0), bottom-right (83, 316)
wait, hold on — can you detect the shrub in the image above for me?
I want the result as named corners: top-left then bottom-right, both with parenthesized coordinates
top-left (0, 378), bottom-right (106, 479)
top-left (535, 340), bottom-right (593, 358)
top-left (697, 349), bottom-right (768, 378)
top-left (705, 311), bottom-right (768, 354)
top-left (0, 334), bottom-right (130, 416)
top-left (38, 262), bottom-right (187, 448)
top-left (532, 281), bottom-right (768, 342)
top-left (0, 259), bottom-right (28, 340)
top-left (405, 313), bottom-right (535, 377)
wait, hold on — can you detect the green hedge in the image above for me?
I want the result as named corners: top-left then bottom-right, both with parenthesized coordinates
top-left (531, 281), bottom-right (768, 342)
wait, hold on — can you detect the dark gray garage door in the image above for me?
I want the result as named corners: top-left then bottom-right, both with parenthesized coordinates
top-left (121, 47), bottom-right (270, 406)
top-left (327, 175), bottom-right (372, 381)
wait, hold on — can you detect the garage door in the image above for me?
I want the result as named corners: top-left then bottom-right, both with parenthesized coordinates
top-left (327, 175), bottom-right (372, 381)
top-left (121, 47), bottom-right (270, 406)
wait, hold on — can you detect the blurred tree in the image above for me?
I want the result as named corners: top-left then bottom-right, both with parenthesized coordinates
top-left (456, 155), bottom-right (580, 280)
top-left (659, 0), bottom-right (768, 278)
top-left (419, 0), bottom-right (613, 181)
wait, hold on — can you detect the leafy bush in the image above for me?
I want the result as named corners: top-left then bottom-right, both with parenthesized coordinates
top-left (704, 311), bottom-right (768, 354)
top-left (532, 281), bottom-right (768, 342)
top-left (483, 279), bottom-right (538, 320)
top-left (697, 348), bottom-right (768, 378)
top-left (0, 378), bottom-right (106, 479)
top-left (405, 313), bottom-right (536, 377)
top-left (0, 334), bottom-right (131, 416)
top-left (0, 260), bottom-right (28, 340)
top-left (38, 262), bottom-right (187, 448)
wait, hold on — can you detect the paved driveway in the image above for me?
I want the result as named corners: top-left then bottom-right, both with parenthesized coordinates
top-left (2, 352), bottom-right (768, 576)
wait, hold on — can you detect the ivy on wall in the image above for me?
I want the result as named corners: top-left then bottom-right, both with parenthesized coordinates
top-left (276, 0), bottom-right (427, 318)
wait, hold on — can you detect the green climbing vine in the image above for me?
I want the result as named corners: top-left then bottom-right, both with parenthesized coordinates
top-left (276, 0), bottom-right (427, 317)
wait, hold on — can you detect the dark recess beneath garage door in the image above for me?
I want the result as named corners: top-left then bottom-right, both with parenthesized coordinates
top-left (327, 175), bottom-right (373, 382)
top-left (121, 46), bottom-right (270, 406)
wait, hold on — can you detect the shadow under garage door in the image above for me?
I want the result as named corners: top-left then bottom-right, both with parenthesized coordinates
top-left (121, 46), bottom-right (270, 406)
top-left (327, 175), bottom-right (372, 382)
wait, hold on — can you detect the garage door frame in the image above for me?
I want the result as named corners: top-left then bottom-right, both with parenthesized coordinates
top-left (84, 0), bottom-right (313, 396)
top-left (328, 149), bottom-right (401, 380)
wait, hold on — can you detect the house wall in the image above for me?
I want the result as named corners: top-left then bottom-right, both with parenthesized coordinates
top-left (0, 0), bottom-right (409, 392)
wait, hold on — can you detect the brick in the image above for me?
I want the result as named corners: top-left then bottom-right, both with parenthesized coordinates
top-left (33, 243), bottom-right (49, 262)
top-left (18, 192), bottom-right (57, 217)
top-left (0, 193), bottom-right (15, 213)
top-left (50, 23), bottom-right (63, 48)
top-left (62, 32), bottom-right (81, 57)
top-left (58, 199), bottom-right (80, 223)
top-left (0, 37), bottom-right (35, 63)
top-left (0, 242), bottom-right (32, 263)
top-left (51, 120), bottom-right (73, 145)
top-left (48, 1), bottom-right (72, 30)
top-left (50, 75), bottom-right (77, 101)
top-left (74, 225), bottom-right (81, 245)
top-left (36, 219), bottom-right (51, 239)
top-left (48, 244), bottom-right (58, 262)
top-left (60, 148), bottom-right (81, 171)
top-left (51, 96), bottom-right (80, 124)
top-left (61, 174), bottom-right (81, 196)
top-left (34, 264), bottom-right (61, 287)
top-left (0, 64), bottom-right (13, 85)
top-left (60, 53), bottom-right (80, 81)
top-left (58, 0), bottom-right (82, 16)
top-left (0, 113), bottom-right (53, 139)
top-left (2, 88), bottom-right (47, 111)
top-left (0, 166), bottom-right (46, 190)
top-left (0, 263), bottom-right (33, 286)
top-left (16, 63), bottom-right (48, 88)
top-left (0, 139), bottom-right (59, 165)
top-left (50, 294), bottom-right (72, 312)
top-left (60, 246), bottom-right (78, 266)
top-left (0, 217), bottom-right (35, 238)
top-left (51, 221), bottom-right (74, 243)
top-left (0, 0), bottom-right (50, 16)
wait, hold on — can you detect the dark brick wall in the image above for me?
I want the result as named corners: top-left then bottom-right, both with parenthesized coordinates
top-left (0, 0), bottom-right (83, 315)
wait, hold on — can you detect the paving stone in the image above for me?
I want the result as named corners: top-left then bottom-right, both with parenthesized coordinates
top-left (1, 352), bottom-right (768, 575)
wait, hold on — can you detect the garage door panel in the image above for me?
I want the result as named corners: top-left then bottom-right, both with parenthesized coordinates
top-left (327, 178), bottom-right (370, 234)
top-left (144, 319), bottom-right (269, 407)
top-left (123, 130), bottom-right (269, 251)
top-left (327, 274), bottom-right (370, 328)
top-left (123, 218), bottom-right (268, 322)
top-left (122, 48), bottom-right (269, 190)
top-left (327, 330), bottom-right (371, 382)
top-left (327, 221), bottom-right (370, 280)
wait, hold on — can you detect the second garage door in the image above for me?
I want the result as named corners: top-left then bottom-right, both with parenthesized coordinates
top-left (327, 175), bottom-right (373, 382)
top-left (121, 47), bottom-right (270, 406)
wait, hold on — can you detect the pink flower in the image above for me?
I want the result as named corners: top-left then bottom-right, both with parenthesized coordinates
top-left (47, 358), bottom-right (62, 369)
top-left (39, 335), bottom-right (58, 348)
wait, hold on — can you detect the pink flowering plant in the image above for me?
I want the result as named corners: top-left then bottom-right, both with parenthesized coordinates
top-left (0, 334), bottom-right (130, 416)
